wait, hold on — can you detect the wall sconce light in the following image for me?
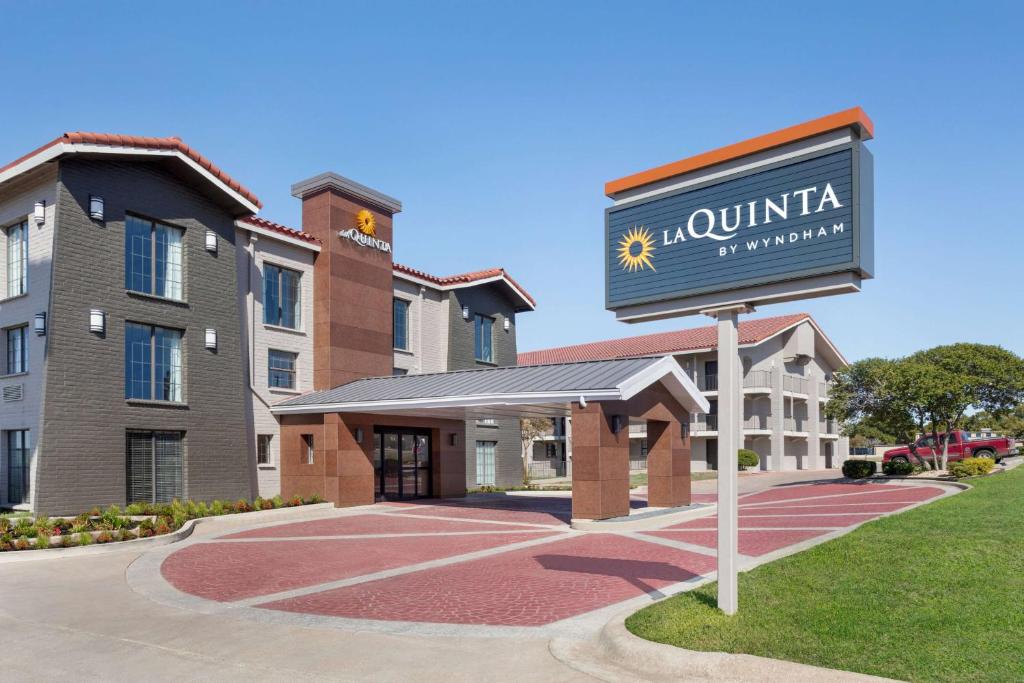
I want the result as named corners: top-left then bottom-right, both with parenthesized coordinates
top-left (89, 195), bottom-right (104, 221)
top-left (449, 432), bottom-right (459, 447)
top-left (34, 201), bottom-right (46, 225)
top-left (461, 305), bottom-right (470, 320)
top-left (205, 230), bottom-right (218, 253)
top-left (204, 328), bottom-right (217, 350)
top-left (611, 415), bottom-right (623, 434)
top-left (89, 309), bottom-right (105, 333)
top-left (34, 312), bottom-right (46, 336)
top-left (354, 427), bottom-right (364, 444)
top-left (503, 317), bottom-right (511, 331)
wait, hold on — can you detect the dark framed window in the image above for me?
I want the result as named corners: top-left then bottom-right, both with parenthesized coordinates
top-left (268, 349), bottom-right (297, 389)
top-left (6, 220), bottom-right (27, 298)
top-left (125, 215), bottom-right (184, 300)
top-left (393, 298), bottom-right (410, 350)
top-left (126, 430), bottom-right (183, 504)
top-left (6, 325), bottom-right (27, 374)
top-left (257, 434), bottom-right (273, 466)
top-left (125, 323), bottom-right (183, 402)
top-left (474, 314), bottom-right (494, 363)
top-left (6, 429), bottom-right (30, 505)
top-left (302, 434), bottom-right (315, 464)
top-left (392, 367), bottom-right (408, 376)
top-left (640, 439), bottom-right (648, 457)
top-left (263, 263), bottom-right (301, 329)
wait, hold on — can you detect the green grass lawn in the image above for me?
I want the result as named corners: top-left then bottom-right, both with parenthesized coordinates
top-left (630, 471), bottom-right (718, 486)
top-left (626, 467), bottom-right (1024, 682)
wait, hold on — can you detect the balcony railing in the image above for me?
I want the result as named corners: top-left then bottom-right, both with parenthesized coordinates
top-left (691, 414), bottom-right (718, 432)
top-left (697, 374), bottom-right (718, 391)
top-left (783, 375), bottom-right (809, 394)
top-left (743, 370), bottom-right (772, 389)
top-left (527, 461), bottom-right (565, 480)
top-left (818, 381), bottom-right (829, 396)
top-left (784, 417), bottom-right (809, 432)
top-left (743, 414), bottom-right (771, 430)
top-left (818, 419), bottom-right (838, 434)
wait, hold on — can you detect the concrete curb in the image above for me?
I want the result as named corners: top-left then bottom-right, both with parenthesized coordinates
top-left (570, 503), bottom-right (715, 532)
top-left (549, 609), bottom-right (900, 682)
top-left (0, 503), bottom-right (336, 564)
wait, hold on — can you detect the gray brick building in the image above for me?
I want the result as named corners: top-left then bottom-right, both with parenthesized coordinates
top-left (0, 132), bottom-right (536, 513)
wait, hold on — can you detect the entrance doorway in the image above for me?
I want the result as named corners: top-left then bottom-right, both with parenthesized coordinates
top-left (374, 428), bottom-right (432, 500)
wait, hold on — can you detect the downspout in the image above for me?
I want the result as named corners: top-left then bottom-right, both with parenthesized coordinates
top-left (247, 233), bottom-right (270, 410)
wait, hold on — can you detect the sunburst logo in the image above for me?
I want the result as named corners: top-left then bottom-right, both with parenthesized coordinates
top-left (617, 225), bottom-right (656, 272)
top-left (355, 209), bottom-right (376, 236)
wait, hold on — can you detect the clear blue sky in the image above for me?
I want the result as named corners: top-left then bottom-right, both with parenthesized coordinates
top-left (2, 1), bottom-right (1021, 362)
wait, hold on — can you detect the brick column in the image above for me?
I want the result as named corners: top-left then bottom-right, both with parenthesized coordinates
top-left (571, 401), bottom-right (629, 520)
top-left (333, 414), bottom-right (375, 507)
top-left (647, 418), bottom-right (691, 508)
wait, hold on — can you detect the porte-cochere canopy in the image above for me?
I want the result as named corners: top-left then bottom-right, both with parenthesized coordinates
top-left (270, 356), bottom-right (709, 419)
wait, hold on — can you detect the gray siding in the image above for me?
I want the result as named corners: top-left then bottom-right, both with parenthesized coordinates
top-left (34, 159), bottom-right (251, 514)
top-left (446, 284), bottom-right (521, 488)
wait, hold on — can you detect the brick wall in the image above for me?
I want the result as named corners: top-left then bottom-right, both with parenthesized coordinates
top-left (34, 159), bottom-right (251, 514)
top-left (446, 283), bottom-right (522, 488)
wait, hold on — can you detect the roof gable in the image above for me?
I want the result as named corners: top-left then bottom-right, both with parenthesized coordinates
top-left (518, 313), bottom-right (825, 365)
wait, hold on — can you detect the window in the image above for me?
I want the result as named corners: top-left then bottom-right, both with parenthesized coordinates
top-left (640, 439), bottom-right (649, 457)
top-left (257, 434), bottom-right (273, 466)
top-left (125, 216), bottom-right (184, 300)
top-left (475, 440), bottom-right (496, 486)
top-left (302, 434), bottom-right (314, 464)
top-left (263, 263), bottom-right (301, 329)
top-left (6, 220), bottom-right (27, 298)
top-left (268, 350), bottom-right (297, 389)
top-left (6, 429), bottom-right (30, 505)
top-left (477, 417), bottom-right (497, 428)
top-left (125, 323), bottom-right (183, 402)
top-left (393, 298), bottom-right (410, 350)
top-left (126, 431), bottom-right (183, 504)
top-left (474, 314), bottom-right (494, 363)
top-left (6, 325), bottom-right (27, 374)
top-left (545, 442), bottom-right (558, 458)
top-left (392, 367), bottom-right (408, 376)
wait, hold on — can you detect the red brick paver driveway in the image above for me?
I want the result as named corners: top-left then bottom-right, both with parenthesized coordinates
top-left (158, 481), bottom-right (947, 628)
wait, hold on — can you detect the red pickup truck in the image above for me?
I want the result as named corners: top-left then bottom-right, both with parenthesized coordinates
top-left (883, 431), bottom-right (1018, 465)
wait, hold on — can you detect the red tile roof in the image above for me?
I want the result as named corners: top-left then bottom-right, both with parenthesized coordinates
top-left (238, 215), bottom-right (321, 245)
top-left (393, 262), bottom-right (536, 308)
top-left (518, 313), bottom-right (812, 365)
top-left (0, 132), bottom-right (262, 209)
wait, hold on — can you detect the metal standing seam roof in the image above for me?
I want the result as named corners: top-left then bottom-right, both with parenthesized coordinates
top-left (274, 357), bottom-right (670, 408)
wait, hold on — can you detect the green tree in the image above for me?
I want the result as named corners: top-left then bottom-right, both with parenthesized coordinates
top-left (828, 345), bottom-right (1024, 471)
top-left (519, 417), bottom-right (553, 484)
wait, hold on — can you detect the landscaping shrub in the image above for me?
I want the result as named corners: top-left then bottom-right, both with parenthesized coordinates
top-left (2, 493), bottom-right (322, 552)
top-left (737, 449), bottom-right (759, 471)
top-left (883, 459), bottom-right (915, 476)
top-left (842, 459), bottom-right (877, 479)
top-left (947, 457), bottom-right (995, 478)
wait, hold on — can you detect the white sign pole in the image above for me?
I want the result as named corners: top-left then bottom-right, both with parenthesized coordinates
top-left (708, 304), bottom-right (751, 615)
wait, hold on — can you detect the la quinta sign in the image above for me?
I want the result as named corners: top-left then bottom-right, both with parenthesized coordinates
top-left (605, 109), bottom-right (874, 321)
top-left (603, 108), bottom-right (875, 616)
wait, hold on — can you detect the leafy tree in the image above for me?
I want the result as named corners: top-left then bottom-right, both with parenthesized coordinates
top-left (519, 417), bottom-right (553, 483)
top-left (828, 345), bottom-right (1024, 471)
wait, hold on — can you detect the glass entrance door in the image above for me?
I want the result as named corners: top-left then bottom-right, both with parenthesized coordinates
top-left (374, 428), bottom-right (431, 500)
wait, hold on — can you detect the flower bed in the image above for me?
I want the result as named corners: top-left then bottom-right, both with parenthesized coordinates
top-left (0, 494), bottom-right (324, 552)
